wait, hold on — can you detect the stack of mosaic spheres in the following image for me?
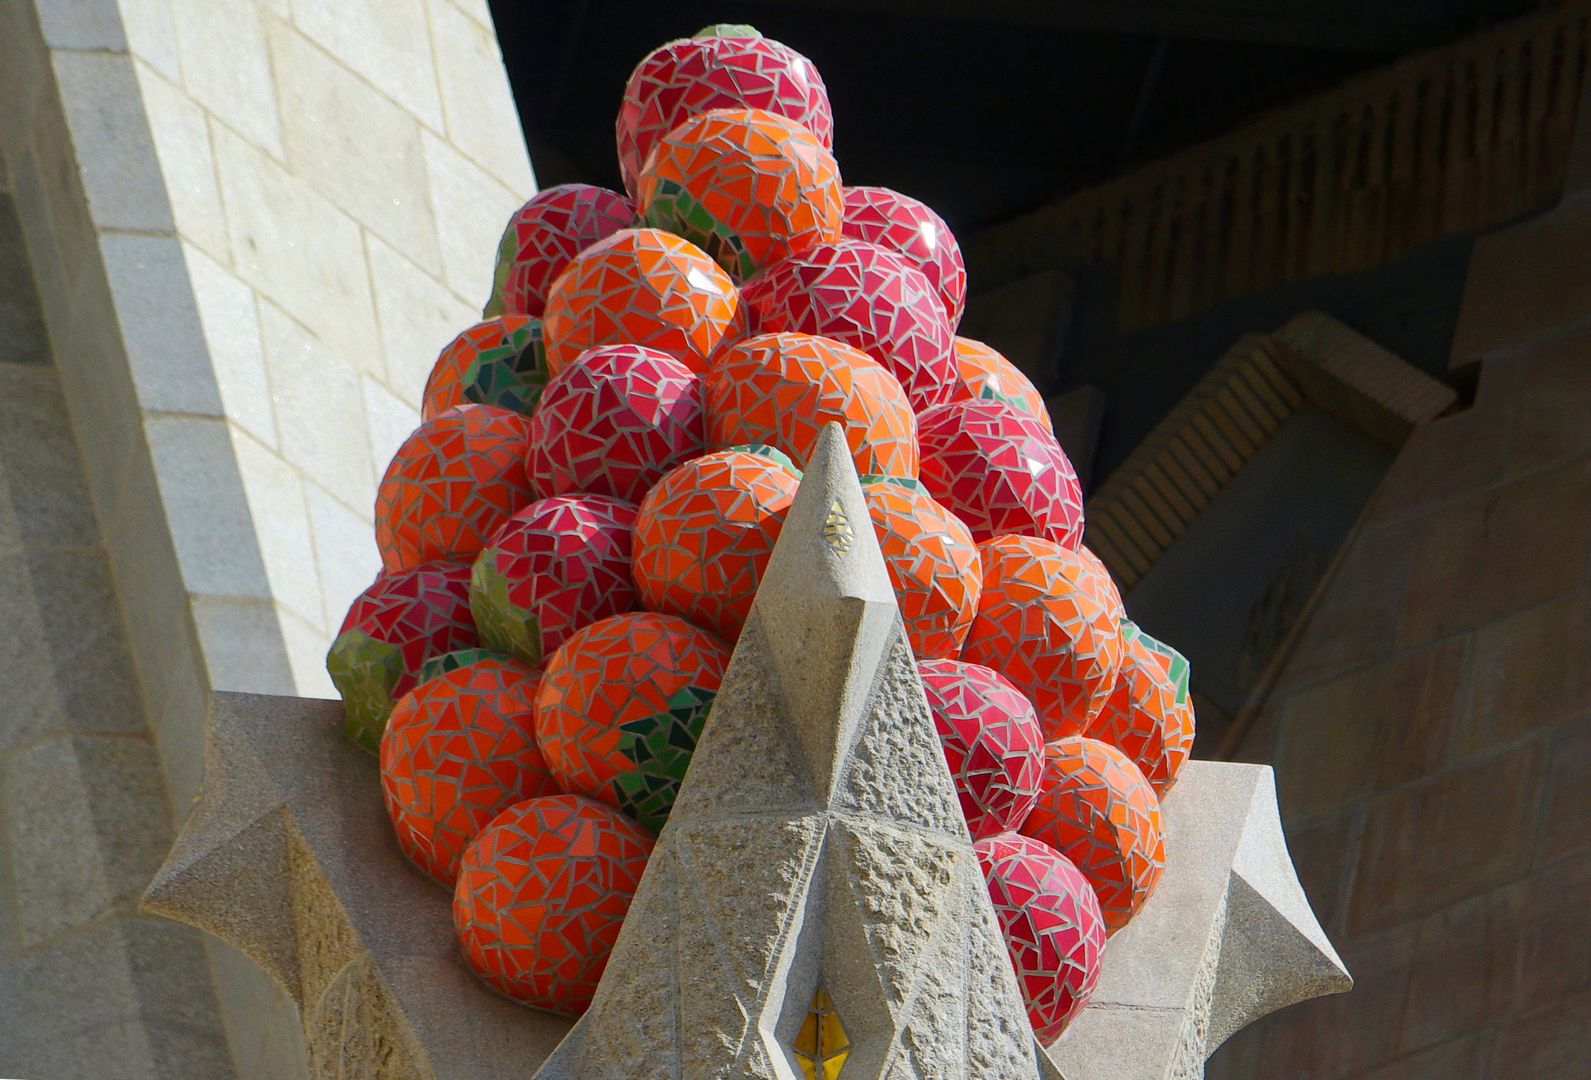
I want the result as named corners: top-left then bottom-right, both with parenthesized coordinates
top-left (324, 24), bottom-right (1197, 1041)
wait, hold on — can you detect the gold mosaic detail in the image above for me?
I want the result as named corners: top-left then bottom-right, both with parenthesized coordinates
top-left (823, 500), bottom-right (854, 554)
top-left (794, 987), bottom-right (849, 1079)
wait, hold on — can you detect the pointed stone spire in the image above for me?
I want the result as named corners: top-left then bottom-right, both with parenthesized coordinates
top-left (534, 424), bottom-right (1057, 1079)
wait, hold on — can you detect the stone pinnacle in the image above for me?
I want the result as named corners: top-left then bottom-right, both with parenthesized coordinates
top-left (533, 423), bottom-right (1059, 1079)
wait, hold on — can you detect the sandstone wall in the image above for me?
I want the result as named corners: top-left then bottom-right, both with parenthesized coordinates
top-left (1209, 188), bottom-right (1591, 1077)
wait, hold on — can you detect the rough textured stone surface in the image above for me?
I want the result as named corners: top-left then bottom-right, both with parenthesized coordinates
top-left (146, 704), bottom-right (1344, 1079)
top-left (147, 431), bottom-right (1347, 1079)
top-left (537, 426), bottom-right (1049, 1078)
top-left (143, 691), bottom-right (572, 1078)
top-left (1047, 762), bottom-right (1351, 1077)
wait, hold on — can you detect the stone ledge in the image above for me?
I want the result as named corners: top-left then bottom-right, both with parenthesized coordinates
top-left (145, 691), bottom-right (1348, 1079)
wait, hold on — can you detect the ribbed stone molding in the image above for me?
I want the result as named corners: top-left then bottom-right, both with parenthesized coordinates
top-left (144, 430), bottom-right (1349, 1078)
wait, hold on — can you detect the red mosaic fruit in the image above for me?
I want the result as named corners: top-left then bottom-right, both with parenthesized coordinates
top-left (841, 186), bottom-right (966, 327)
top-left (707, 332), bottom-right (917, 480)
top-left (639, 107), bottom-right (842, 281)
top-left (947, 336), bottom-right (1049, 425)
top-left (375, 405), bottom-right (536, 573)
top-left (327, 561), bottom-right (477, 752)
top-left (422, 317), bottom-right (548, 421)
top-left (488, 184), bottom-right (636, 318)
top-left (920, 659), bottom-right (1045, 838)
top-left (380, 657), bottom-right (558, 887)
top-left (1089, 622), bottom-right (1196, 795)
top-left (632, 449), bottom-right (800, 641)
top-left (1022, 736), bottom-right (1165, 934)
top-left (975, 831), bottom-right (1105, 1043)
top-left (616, 30), bottom-right (833, 200)
top-left (453, 794), bottom-right (653, 1012)
top-left (541, 228), bottom-right (745, 376)
top-left (470, 495), bottom-right (637, 667)
top-left (527, 344), bottom-right (705, 505)
top-left (535, 612), bottom-right (730, 833)
top-left (964, 534), bottom-right (1125, 739)
top-left (864, 481), bottom-right (980, 660)
top-left (916, 398), bottom-right (1084, 548)
top-left (742, 239), bottom-right (957, 414)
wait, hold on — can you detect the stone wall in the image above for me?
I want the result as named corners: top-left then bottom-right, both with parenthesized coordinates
top-left (1208, 188), bottom-right (1591, 1076)
top-left (0, 0), bottom-right (534, 1075)
top-left (0, 168), bottom-right (234, 1078)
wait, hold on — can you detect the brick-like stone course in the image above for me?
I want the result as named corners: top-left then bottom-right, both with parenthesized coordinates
top-left (1210, 187), bottom-right (1591, 1077)
top-left (0, 0), bottom-right (534, 1074)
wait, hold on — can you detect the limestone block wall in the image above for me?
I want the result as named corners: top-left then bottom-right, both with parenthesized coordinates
top-left (0, 0), bottom-right (534, 1075)
top-left (0, 0), bottom-right (532, 803)
top-left (119, 0), bottom-right (534, 699)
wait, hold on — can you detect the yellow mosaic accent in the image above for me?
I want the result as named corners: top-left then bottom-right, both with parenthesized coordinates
top-left (823, 500), bottom-right (854, 554)
top-left (794, 987), bottom-right (849, 1079)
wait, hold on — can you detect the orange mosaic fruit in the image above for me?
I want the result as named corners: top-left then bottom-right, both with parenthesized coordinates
top-left (534, 611), bottom-right (731, 833)
top-left (706, 332), bottom-right (917, 479)
top-left (862, 479), bottom-right (980, 659)
top-left (379, 657), bottom-right (558, 887)
top-left (963, 534), bottom-right (1124, 740)
top-left (1088, 622), bottom-right (1196, 794)
top-left (1076, 544), bottom-right (1124, 625)
top-left (421, 316), bottom-right (548, 420)
top-left (948, 336), bottom-right (1050, 425)
top-left (453, 793), bottom-right (653, 1012)
top-left (639, 107), bottom-right (842, 280)
top-left (1021, 736), bottom-right (1164, 934)
top-left (632, 449), bottom-right (800, 640)
top-left (541, 227), bottom-right (745, 376)
top-left (374, 405), bottom-right (536, 573)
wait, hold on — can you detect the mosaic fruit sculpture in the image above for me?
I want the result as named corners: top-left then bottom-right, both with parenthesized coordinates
top-left (417, 647), bottom-right (515, 683)
top-left (864, 481), bottom-right (980, 660)
top-left (421, 316), bottom-right (548, 420)
top-left (328, 560), bottom-right (477, 751)
top-left (948, 335), bottom-right (1050, 423)
top-left (541, 227), bottom-right (743, 375)
top-left (380, 656), bottom-right (556, 886)
top-left (965, 534), bottom-right (1125, 739)
top-left (639, 106), bottom-right (842, 280)
top-left (917, 398), bottom-right (1084, 547)
top-left (469, 494), bottom-right (637, 666)
top-left (920, 659), bottom-right (1044, 838)
top-left (631, 449), bottom-right (800, 640)
top-left (1090, 621), bottom-right (1196, 794)
top-left (526, 343), bottom-right (705, 504)
top-left (707, 332), bottom-right (917, 479)
top-left (841, 185), bottom-right (967, 327)
top-left (374, 405), bottom-right (536, 572)
top-left (742, 238), bottom-right (957, 414)
top-left (976, 831), bottom-right (1106, 1042)
top-left (453, 794), bottom-right (653, 1011)
top-left (534, 611), bottom-right (730, 833)
top-left (487, 183), bottom-right (636, 319)
top-left (616, 30), bottom-right (833, 199)
top-left (325, 23), bottom-right (1205, 1037)
top-left (1022, 736), bottom-right (1166, 934)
